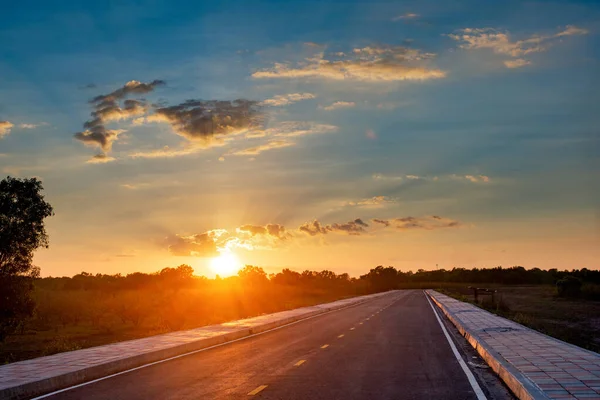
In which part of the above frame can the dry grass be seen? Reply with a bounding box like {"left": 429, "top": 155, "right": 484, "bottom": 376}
{"left": 440, "top": 285, "right": 600, "bottom": 353}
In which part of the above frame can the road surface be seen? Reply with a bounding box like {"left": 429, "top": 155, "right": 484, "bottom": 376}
{"left": 42, "top": 290, "right": 510, "bottom": 400}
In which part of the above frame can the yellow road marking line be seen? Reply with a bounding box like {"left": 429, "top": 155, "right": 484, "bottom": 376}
{"left": 359, "top": 322, "right": 363, "bottom": 325}
{"left": 294, "top": 360, "right": 306, "bottom": 367}
{"left": 248, "top": 385, "right": 268, "bottom": 396}
{"left": 321, "top": 344, "right": 329, "bottom": 349}
{"left": 350, "top": 327, "right": 355, "bottom": 330}
{"left": 338, "top": 334, "right": 345, "bottom": 338}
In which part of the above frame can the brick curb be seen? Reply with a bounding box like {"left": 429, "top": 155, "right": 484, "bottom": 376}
{"left": 426, "top": 290, "right": 550, "bottom": 400}
{"left": 0, "top": 291, "right": 392, "bottom": 400}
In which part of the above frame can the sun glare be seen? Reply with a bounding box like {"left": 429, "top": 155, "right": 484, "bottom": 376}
{"left": 210, "top": 252, "right": 242, "bottom": 277}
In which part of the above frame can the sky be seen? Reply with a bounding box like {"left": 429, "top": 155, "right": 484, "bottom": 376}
{"left": 1, "top": 0, "right": 599, "bottom": 278}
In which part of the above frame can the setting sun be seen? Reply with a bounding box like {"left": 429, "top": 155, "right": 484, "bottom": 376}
{"left": 210, "top": 252, "right": 242, "bottom": 277}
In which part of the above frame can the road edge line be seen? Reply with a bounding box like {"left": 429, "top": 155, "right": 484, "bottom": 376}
{"left": 424, "top": 291, "right": 488, "bottom": 400}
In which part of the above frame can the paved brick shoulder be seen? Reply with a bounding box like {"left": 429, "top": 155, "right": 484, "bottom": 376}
{"left": 427, "top": 290, "right": 600, "bottom": 400}
{"left": 0, "top": 292, "right": 389, "bottom": 400}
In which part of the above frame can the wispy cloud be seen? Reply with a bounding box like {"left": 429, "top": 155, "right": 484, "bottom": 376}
{"left": 372, "top": 173, "right": 403, "bottom": 181}
{"left": 319, "top": 101, "right": 356, "bottom": 111}
{"left": 87, "top": 154, "right": 116, "bottom": 164}
{"left": 261, "top": 93, "right": 315, "bottom": 106}
{"left": 129, "top": 145, "right": 204, "bottom": 159}
{"left": 374, "top": 173, "right": 491, "bottom": 183}
{"left": 18, "top": 123, "right": 46, "bottom": 129}
{"left": 343, "top": 196, "right": 397, "bottom": 207}
{"left": 392, "top": 13, "right": 419, "bottom": 21}
{"left": 0, "top": 121, "right": 13, "bottom": 138}
{"left": 503, "top": 58, "right": 531, "bottom": 68}
{"left": 229, "top": 140, "right": 295, "bottom": 156}
{"left": 448, "top": 25, "right": 589, "bottom": 68}
{"left": 372, "top": 215, "right": 461, "bottom": 230}
{"left": 252, "top": 45, "right": 446, "bottom": 82}
{"left": 461, "top": 174, "right": 490, "bottom": 183}
{"left": 256, "top": 121, "right": 338, "bottom": 138}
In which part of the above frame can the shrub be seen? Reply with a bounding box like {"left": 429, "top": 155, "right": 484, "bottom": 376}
{"left": 556, "top": 276, "right": 582, "bottom": 298}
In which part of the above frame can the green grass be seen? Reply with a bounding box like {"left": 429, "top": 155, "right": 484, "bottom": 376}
{"left": 439, "top": 285, "right": 600, "bottom": 353}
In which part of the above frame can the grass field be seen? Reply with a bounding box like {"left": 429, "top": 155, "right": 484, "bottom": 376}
{"left": 0, "top": 288, "right": 356, "bottom": 365}
{"left": 439, "top": 285, "right": 600, "bottom": 353}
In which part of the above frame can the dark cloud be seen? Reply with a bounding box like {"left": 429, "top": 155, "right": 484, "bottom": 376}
{"left": 299, "top": 218, "right": 369, "bottom": 236}
{"left": 74, "top": 80, "right": 164, "bottom": 159}
{"left": 372, "top": 216, "right": 461, "bottom": 230}
{"left": 167, "top": 233, "right": 219, "bottom": 257}
{"left": 148, "top": 99, "right": 264, "bottom": 143}
{"left": 299, "top": 220, "right": 330, "bottom": 236}
{"left": 90, "top": 80, "right": 165, "bottom": 104}
{"left": 372, "top": 218, "right": 391, "bottom": 227}
{"left": 238, "top": 223, "right": 288, "bottom": 239}
{"left": 75, "top": 128, "right": 124, "bottom": 152}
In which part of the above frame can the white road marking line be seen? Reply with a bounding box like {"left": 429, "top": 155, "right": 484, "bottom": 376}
{"left": 424, "top": 292, "right": 487, "bottom": 400}
{"left": 248, "top": 385, "right": 268, "bottom": 395}
{"left": 31, "top": 296, "right": 387, "bottom": 399}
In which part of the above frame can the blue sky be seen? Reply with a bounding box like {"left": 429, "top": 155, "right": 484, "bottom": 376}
{"left": 1, "top": 0, "right": 598, "bottom": 277}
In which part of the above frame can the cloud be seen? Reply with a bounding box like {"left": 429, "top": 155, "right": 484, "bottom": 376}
{"left": 18, "top": 123, "right": 46, "bottom": 129}
{"left": 464, "top": 174, "right": 490, "bottom": 183}
{"left": 392, "top": 13, "right": 419, "bottom": 21}
{"left": 169, "top": 224, "right": 291, "bottom": 256}
{"left": 372, "top": 218, "right": 391, "bottom": 227}
{"left": 237, "top": 224, "right": 288, "bottom": 239}
{"left": 75, "top": 128, "right": 125, "bottom": 153}
{"left": 120, "top": 183, "right": 151, "bottom": 190}
{"left": 451, "top": 174, "right": 490, "bottom": 183}
{"left": 372, "top": 173, "right": 403, "bottom": 181}
{"left": 320, "top": 101, "right": 356, "bottom": 111}
{"left": 129, "top": 145, "right": 203, "bottom": 159}
{"left": 229, "top": 140, "right": 295, "bottom": 156}
{"left": 144, "top": 99, "right": 264, "bottom": 145}
{"left": 503, "top": 58, "right": 531, "bottom": 69}
{"left": 252, "top": 45, "right": 446, "bottom": 82}
{"left": 269, "top": 121, "right": 338, "bottom": 137}
{"left": 262, "top": 93, "right": 315, "bottom": 106}
{"left": 299, "top": 218, "right": 369, "bottom": 236}
{"left": 372, "top": 215, "right": 461, "bottom": 230}
{"left": 343, "top": 196, "right": 397, "bottom": 207}
{"left": 448, "top": 25, "right": 588, "bottom": 68}
{"left": 168, "top": 214, "right": 461, "bottom": 256}
{"left": 167, "top": 232, "right": 221, "bottom": 257}
{"left": 0, "top": 121, "right": 13, "bottom": 138}
{"left": 74, "top": 80, "right": 165, "bottom": 159}
{"left": 86, "top": 154, "right": 116, "bottom": 164}
{"left": 374, "top": 173, "right": 490, "bottom": 183}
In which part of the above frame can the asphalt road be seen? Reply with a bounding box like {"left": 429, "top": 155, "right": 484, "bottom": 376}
{"left": 44, "top": 290, "right": 509, "bottom": 400}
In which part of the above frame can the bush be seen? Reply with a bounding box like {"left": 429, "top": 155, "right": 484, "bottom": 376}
{"left": 556, "top": 276, "right": 582, "bottom": 298}
{"left": 581, "top": 283, "right": 600, "bottom": 301}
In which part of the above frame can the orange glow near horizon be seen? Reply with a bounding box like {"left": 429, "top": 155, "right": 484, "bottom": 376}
{"left": 210, "top": 252, "right": 242, "bottom": 277}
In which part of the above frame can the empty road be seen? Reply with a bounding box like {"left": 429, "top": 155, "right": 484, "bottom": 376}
{"left": 40, "top": 291, "right": 509, "bottom": 400}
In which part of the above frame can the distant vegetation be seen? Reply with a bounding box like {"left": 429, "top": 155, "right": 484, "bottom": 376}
{"left": 362, "top": 265, "right": 600, "bottom": 300}
{"left": 1, "top": 264, "right": 598, "bottom": 363}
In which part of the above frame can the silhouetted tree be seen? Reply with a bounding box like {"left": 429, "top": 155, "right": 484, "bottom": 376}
{"left": 0, "top": 177, "right": 53, "bottom": 341}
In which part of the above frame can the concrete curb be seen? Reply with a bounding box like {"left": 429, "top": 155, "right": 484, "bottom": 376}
{"left": 0, "top": 291, "right": 391, "bottom": 400}
{"left": 425, "top": 290, "right": 550, "bottom": 400}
